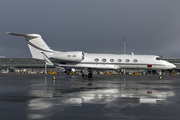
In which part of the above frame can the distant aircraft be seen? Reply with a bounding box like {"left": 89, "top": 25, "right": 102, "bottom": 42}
{"left": 7, "top": 33, "right": 176, "bottom": 78}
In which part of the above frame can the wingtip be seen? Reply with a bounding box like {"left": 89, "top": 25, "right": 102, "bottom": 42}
{"left": 6, "top": 32, "right": 17, "bottom": 35}
{"left": 6, "top": 32, "right": 11, "bottom": 35}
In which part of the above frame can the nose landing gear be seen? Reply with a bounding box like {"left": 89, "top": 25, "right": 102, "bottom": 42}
{"left": 158, "top": 75, "right": 163, "bottom": 80}
{"left": 158, "top": 70, "right": 163, "bottom": 80}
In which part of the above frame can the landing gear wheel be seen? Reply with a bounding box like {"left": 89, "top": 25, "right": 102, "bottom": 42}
{"left": 88, "top": 73, "right": 92, "bottom": 78}
{"left": 158, "top": 75, "right": 163, "bottom": 80}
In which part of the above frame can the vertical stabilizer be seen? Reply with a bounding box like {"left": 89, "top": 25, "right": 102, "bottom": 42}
{"left": 7, "top": 33, "right": 53, "bottom": 60}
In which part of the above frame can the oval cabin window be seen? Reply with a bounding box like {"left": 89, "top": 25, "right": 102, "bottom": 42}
{"left": 125, "top": 59, "right": 130, "bottom": 62}
{"left": 94, "top": 58, "right": 99, "bottom": 62}
{"left": 133, "top": 59, "right": 138, "bottom": 63}
{"left": 102, "top": 58, "right": 107, "bottom": 62}
{"left": 117, "top": 59, "right": 122, "bottom": 62}
{"left": 110, "top": 59, "right": 114, "bottom": 62}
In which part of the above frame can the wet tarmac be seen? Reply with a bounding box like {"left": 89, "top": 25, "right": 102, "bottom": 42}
{"left": 0, "top": 74, "right": 180, "bottom": 120}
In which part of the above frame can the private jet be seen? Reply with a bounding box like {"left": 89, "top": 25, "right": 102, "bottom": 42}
{"left": 7, "top": 33, "right": 176, "bottom": 78}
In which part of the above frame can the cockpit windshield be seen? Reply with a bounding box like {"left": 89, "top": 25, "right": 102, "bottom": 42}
{"left": 156, "top": 57, "right": 162, "bottom": 60}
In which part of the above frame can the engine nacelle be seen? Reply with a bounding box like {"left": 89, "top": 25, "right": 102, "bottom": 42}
{"left": 52, "top": 51, "right": 84, "bottom": 62}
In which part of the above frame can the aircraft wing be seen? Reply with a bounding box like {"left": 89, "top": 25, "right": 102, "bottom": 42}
{"left": 41, "top": 52, "right": 54, "bottom": 66}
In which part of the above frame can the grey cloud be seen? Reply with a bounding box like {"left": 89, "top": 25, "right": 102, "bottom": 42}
{"left": 0, "top": 0, "right": 180, "bottom": 57}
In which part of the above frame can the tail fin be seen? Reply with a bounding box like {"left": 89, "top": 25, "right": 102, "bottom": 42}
{"left": 7, "top": 32, "right": 53, "bottom": 60}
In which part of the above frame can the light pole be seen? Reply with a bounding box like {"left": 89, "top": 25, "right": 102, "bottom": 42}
{"left": 123, "top": 37, "right": 126, "bottom": 54}
{"left": 45, "top": 62, "right": 47, "bottom": 74}
{"left": 123, "top": 37, "right": 126, "bottom": 75}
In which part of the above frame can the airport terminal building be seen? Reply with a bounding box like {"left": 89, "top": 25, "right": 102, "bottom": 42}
{"left": 0, "top": 57, "right": 56, "bottom": 74}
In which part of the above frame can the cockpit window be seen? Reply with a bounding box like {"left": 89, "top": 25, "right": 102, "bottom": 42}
{"left": 82, "top": 52, "right": 84, "bottom": 60}
{"left": 156, "top": 57, "right": 162, "bottom": 60}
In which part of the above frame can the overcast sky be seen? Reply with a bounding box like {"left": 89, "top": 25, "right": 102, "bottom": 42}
{"left": 1, "top": 0, "right": 180, "bottom": 58}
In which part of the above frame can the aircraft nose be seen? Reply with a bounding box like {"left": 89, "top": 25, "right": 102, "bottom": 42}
{"left": 169, "top": 64, "right": 176, "bottom": 69}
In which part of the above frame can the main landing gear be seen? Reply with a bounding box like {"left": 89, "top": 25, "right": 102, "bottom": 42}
{"left": 82, "top": 68, "right": 93, "bottom": 78}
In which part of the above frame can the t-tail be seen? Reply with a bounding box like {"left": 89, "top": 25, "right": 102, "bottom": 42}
{"left": 7, "top": 32, "right": 54, "bottom": 60}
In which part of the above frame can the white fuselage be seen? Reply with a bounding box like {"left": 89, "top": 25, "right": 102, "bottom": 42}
{"left": 51, "top": 52, "right": 176, "bottom": 70}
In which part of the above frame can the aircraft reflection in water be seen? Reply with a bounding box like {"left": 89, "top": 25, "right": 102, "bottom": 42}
{"left": 26, "top": 76, "right": 174, "bottom": 119}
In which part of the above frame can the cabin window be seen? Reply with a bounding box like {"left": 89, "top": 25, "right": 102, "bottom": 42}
{"left": 94, "top": 58, "right": 99, "bottom": 62}
{"left": 133, "top": 59, "right": 138, "bottom": 63}
{"left": 125, "top": 59, "right": 130, "bottom": 62}
{"left": 102, "top": 58, "right": 107, "bottom": 62}
{"left": 117, "top": 59, "right": 122, "bottom": 62}
{"left": 110, "top": 59, "right": 114, "bottom": 62}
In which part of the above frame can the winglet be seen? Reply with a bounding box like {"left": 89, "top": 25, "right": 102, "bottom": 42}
{"left": 41, "top": 52, "right": 54, "bottom": 66}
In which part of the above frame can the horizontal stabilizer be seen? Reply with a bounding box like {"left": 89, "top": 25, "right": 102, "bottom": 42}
{"left": 41, "top": 52, "right": 54, "bottom": 66}
{"left": 7, "top": 32, "right": 40, "bottom": 39}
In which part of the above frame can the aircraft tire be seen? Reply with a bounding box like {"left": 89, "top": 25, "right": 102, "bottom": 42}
{"left": 158, "top": 75, "right": 163, "bottom": 80}
{"left": 88, "top": 73, "right": 92, "bottom": 78}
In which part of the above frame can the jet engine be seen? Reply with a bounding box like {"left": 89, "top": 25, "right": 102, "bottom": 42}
{"left": 52, "top": 51, "right": 84, "bottom": 62}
